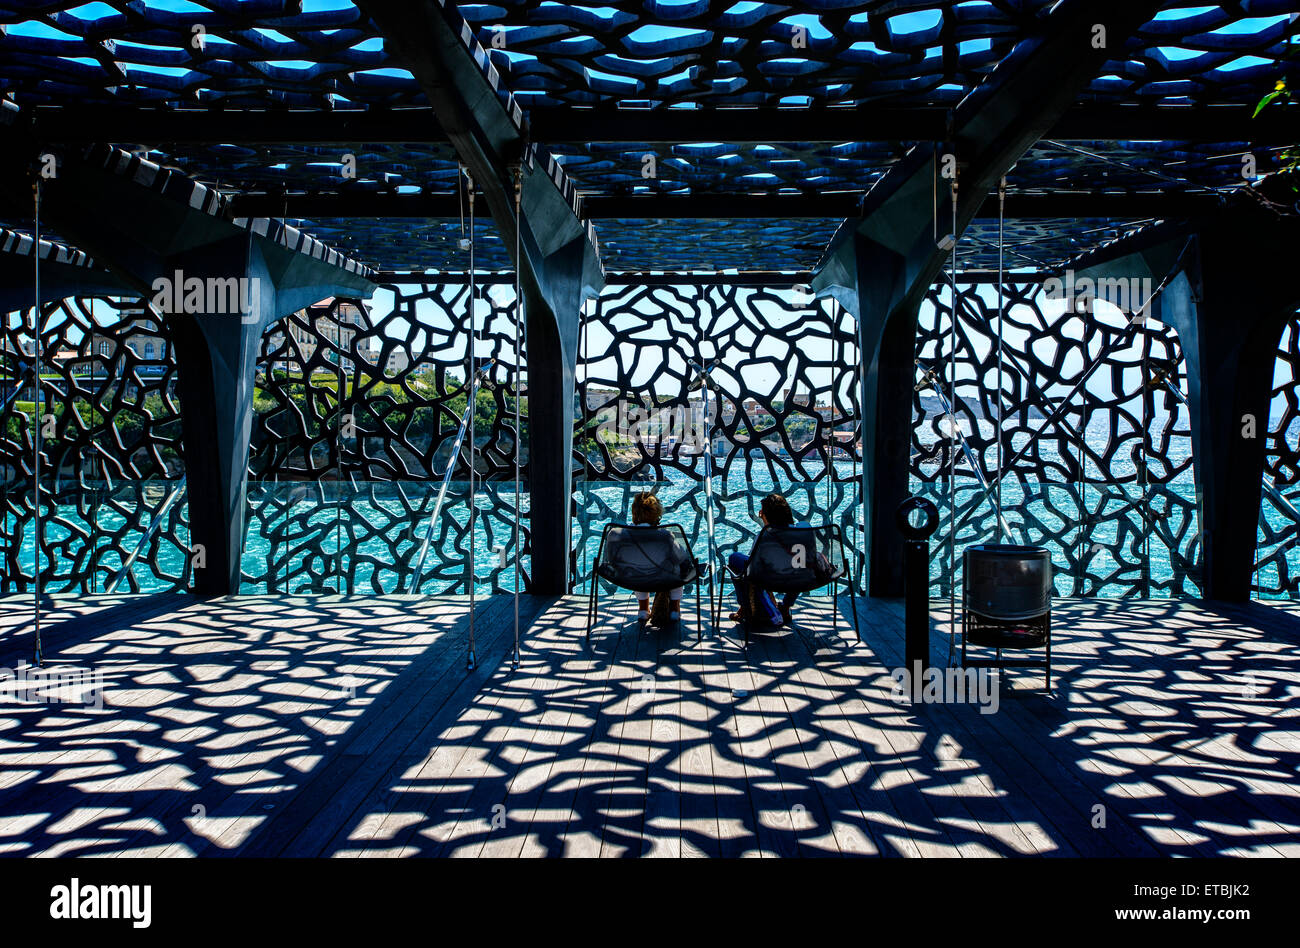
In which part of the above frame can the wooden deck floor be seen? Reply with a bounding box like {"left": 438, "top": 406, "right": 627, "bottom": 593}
{"left": 1, "top": 590, "right": 1298, "bottom": 857}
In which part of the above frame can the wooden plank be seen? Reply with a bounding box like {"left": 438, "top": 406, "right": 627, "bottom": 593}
{"left": 776, "top": 602, "right": 962, "bottom": 858}
{"left": 757, "top": 608, "right": 888, "bottom": 856}
{"left": 694, "top": 623, "right": 759, "bottom": 857}
{"left": 802, "top": 599, "right": 1005, "bottom": 857}
{"left": 515, "top": 595, "right": 639, "bottom": 857}
{"left": 473, "top": 597, "right": 593, "bottom": 857}
{"left": 595, "top": 604, "right": 658, "bottom": 856}
{"left": 437, "top": 596, "right": 582, "bottom": 858}
{"left": 2, "top": 593, "right": 1299, "bottom": 858}
{"left": 252, "top": 596, "right": 524, "bottom": 857}
{"left": 746, "top": 626, "right": 843, "bottom": 855}
{"left": 935, "top": 600, "right": 1219, "bottom": 856}
{"left": 676, "top": 611, "right": 724, "bottom": 858}
{"left": 0, "top": 595, "right": 220, "bottom": 850}
{"left": 858, "top": 600, "right": 1103, "bottom": 857}
{"left": 330, "top": 595, "right": 529, "bottom": 856}
{"left": 638, "top": 621, "right": 689, "bottom": 857}
{"left": 1005, "top": 601, "right": 1294, "bottom": 856}
{"left": 558, "top": 596, "right": 646, "bottom": 856}
{"left": 23, "top": 596, "right": 488, "bottom": 858}
{"left": 719, "top": 625, "right": 802, "bottom": 857}
{"left": 132, "top": 596, "right": 494, "bottom": 858}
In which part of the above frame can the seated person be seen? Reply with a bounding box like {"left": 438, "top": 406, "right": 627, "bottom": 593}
{"left": 728, "top": 492, "right": 809, "bottom": 628}
{"left": 629, "top": 491, "right": 685, "bottom": 625}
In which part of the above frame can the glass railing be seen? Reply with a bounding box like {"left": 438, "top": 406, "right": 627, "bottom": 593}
{"left": 241, "top": 479, "right": 529, "bottom": 596}
{"left": 2, "top": 479, "right": 191, "bottom": 593}
{"left": 910, "top": 471, "right": 1202, "bottom": 599}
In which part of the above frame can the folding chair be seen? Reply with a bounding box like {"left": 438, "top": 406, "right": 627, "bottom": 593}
{"left": 717, "top": 524, "right": 860, "bottom": 647}
{"left": 961, "top": 544, "right": 1053, "bottom": 690}
{"left": 586, "top": 523, "right": 710, "bottom": 642}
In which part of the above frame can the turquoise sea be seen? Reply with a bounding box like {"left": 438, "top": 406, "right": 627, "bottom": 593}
{"left": 10, "top": 454, "right": 1297, "bottom": 599}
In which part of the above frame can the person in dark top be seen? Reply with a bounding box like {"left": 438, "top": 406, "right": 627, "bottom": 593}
{"left": 727, "top": 492, "right": 807, "bottom": 628}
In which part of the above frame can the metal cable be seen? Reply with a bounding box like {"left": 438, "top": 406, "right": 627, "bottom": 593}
{"left": 465, "top": 168, "right": 478, "bottom": 671}
{"left": 946, "top": 157, "right": 958, "bottom": 667}
{"left": 1041, "top": 140, "right": 1221, "bottom": 195}
{"left": 32, "top": 177, "right": 43, "bottom": 667}
{"left": 512, "top": 165, "right": 522, "bottom": 669}
{"left": 827, "top": 296, "right": 836, "bottom": 530}
{"left": 953, "top": 236, "right": 1198, "bottom": 534}
{"left": 580, "top": 298, "right": 591, "bottom": 593}
{"left": 828, "top": 295, "right": 838, "bottom": 607}
{"left": 997, "top": 176, "right": 1006, "bottom": 543}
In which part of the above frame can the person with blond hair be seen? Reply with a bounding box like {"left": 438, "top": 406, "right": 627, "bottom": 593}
{"left": 630, "top": 491, "right": 685, "bottom": 625}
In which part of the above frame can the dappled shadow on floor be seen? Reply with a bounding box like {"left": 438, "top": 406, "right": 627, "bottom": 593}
{"left": 323, "top": 594, "right": 1300, "bottom": 857}
{"left": 0, "top": 593, "right": 1298, "bottom": 857}
{"left": 0, "top": 594, "right": 499, "bottom": 856}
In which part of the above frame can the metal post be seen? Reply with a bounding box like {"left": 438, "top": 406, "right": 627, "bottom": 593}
{"left": 898, "top": 497, "right": 939, "bottom": 674}
{"left": 996, "top": 177, "right": 1006, "bottom": 543}
{"left": 511, "top": 166, "right": 522, "bottom": 671}
{"left": 32, "top": 177, "right": 43, "bottom": 667}
{"left": 464, "top": 169, "right": 478, "bottom": 672}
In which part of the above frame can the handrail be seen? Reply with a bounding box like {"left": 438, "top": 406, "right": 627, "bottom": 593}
{"left": 915, "top": 357, "right": 1021, "bottom": 543}
{"left": 698, "top": 364, "right": 719, "bottom": 573}
{"left": 105, "top": 475, "right": 187, "bottom": 594}
{"left": 409, "top": 392, "right": 477, "bottom": 593}
{"left": 1, "top": 364, "right": 32, "bottom": 411}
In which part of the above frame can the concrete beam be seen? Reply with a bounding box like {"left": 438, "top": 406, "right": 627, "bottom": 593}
{"left": 1072, "top": 209, "right": 1300, "bottom": 602}
{"left": 355, "top": 0, "right": 603, "bottom": 595}
{"left": 814, "top": 0, "right": 1166, "bottom": 597}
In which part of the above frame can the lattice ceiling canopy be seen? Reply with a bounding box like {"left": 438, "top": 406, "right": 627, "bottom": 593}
{"left": 0, "top": 1, "right": 1294, "bottom": 272}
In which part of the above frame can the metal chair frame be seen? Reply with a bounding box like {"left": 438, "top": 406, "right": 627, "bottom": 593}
{"left": 585, "top": 522, "right": 710, "bottom": 643}
{"left": 714, "top": 524, "right": 860, "bottom": 648}
{"left": 960, "top": 547, "right": 1053, "bottom": 691}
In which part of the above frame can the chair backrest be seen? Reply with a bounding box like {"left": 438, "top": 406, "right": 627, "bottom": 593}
{"left": 743, "top": 524, "right": 846, "bottom": 593}
{"left": 595, "top": 523, "right": 699, "bottom": 592}
{"left": 963, "top": 544, "right": 1053, "bottom": 621}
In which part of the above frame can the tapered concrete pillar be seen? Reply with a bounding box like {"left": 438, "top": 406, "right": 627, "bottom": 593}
{"left": 1158, "top": 229, "right": 1300, "bottom": 600}
{"left": 813, "top": 0, "right": 1165, "bottom": 595}
{"left": 1074, "top": 211, "right": 1300, "bottom": 601}
{"left": 519, "top": 235, "right": 588, "bottom": 594}
{"left": 355, "top": 1, "right": 605, "bottom": 595}
{"left": 0, "top": 141, "right": 376, "bottom": 596}
{"left": 162, "top": 235, "right": 351, "bottom": 595}
{"left": 820, "top": 234, "right": 917, "bottom": 597}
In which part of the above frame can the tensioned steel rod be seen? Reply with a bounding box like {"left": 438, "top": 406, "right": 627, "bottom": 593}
{"left": 511, "top": 166, "right": 522, "bottom": 670}
{"left": 696, "top": 358, "right": 718, "bottom": 606}
{"left": 32, "top": 178, "right": 43, "bottom": 668}
{"left": 334, "top": 313, "right": 346, "bottom": 594}
{"left": 916, "top": 358, "right": 1018, "bottom": 544}
{"left": 826, "top": 298, "right": 835, "bottom": 538}
{"left": 465, "top": 172, "right": 479, "bottom": 671}
{"left": 953, "top": 237, "right": 1197, "bottom": 535}
{"left": 1, "top": 373, "right": 29, "bottom": 412}
{"left": 579, "top": 301, "right": 591, "bottom": 589}
{"left": 851, "top": 300, "right": 864, "bottom": 593}
{"left": 105, "top": 476, "right": 188, "bottom": 594}
{"left": 996, "top": 177, "right": 1006, "bottom": 543}
{"left": 409, "top": 393, "right": 475, "bottom": 592}
{"left": 946, "top": 159, "right": 958, "bottom": 666}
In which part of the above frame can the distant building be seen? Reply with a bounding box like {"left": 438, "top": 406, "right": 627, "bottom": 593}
{"left": 267, "top": 298, "right": 371, "bottom": 372}
{"left": 87, "top": 321, "right": 169, "bottom": 375}
{"left": 382, "top": 346, "right": 412, "bottom": 377}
